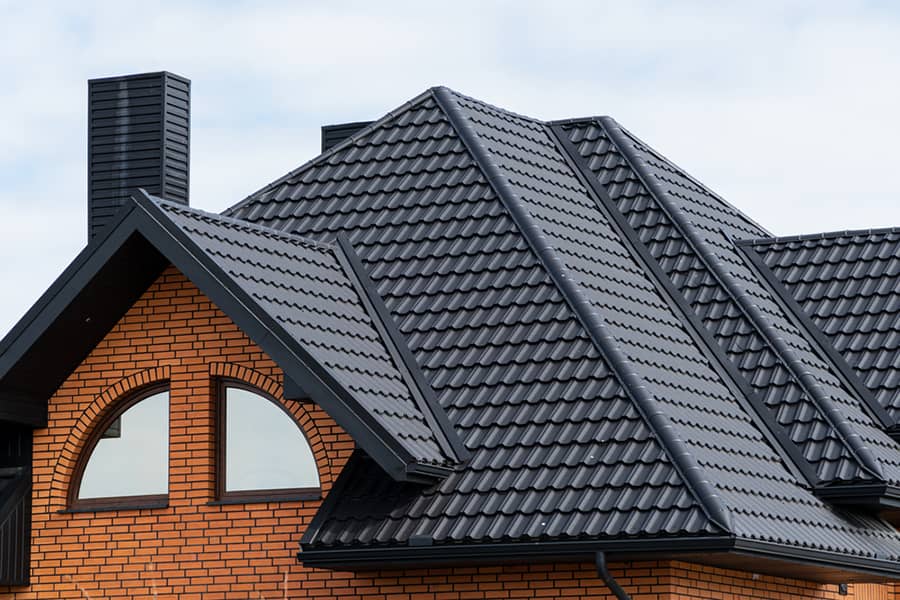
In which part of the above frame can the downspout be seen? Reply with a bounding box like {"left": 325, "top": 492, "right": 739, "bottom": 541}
{"left": 595, "top": 552, "right": 632, "bottom": 600}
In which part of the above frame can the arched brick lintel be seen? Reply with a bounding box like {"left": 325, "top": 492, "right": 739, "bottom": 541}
{"left": 49, "top": 366, "right": 172, "bottom": 510}
{"left": 208, "top": 362, "right": 334, "bottom": 489}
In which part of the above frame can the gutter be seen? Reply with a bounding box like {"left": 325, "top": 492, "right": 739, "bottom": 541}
{"left": 298, "top": 535, "right": 735, "bottom": 569}
{"left": 297, "top": 536, "right": 900, "bottom": 581}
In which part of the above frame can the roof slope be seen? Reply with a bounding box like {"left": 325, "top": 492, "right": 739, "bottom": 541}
{"left": 150, "top": 197, "right": 461, "bottom": 472}
{"left": 576, "top": 119, "right": 900, "bottom": 489}
{"left": 556, "top": 118, "right": 889, "bottom": 486}
{"left": 0, "top": 193, "right": 463, "bottom": 482}
{"left": 747, "top": 229, "right": 900, "bottom": 424}
{"left": 226, "top": 88, "right": 900, "bottom": 574}
{"left": 229, "top": 92, "right": 724, "bottom": 547}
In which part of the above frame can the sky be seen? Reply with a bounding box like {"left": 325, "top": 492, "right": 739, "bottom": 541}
{"left": 2, "top": 0, "right": 900, "bottom": 336}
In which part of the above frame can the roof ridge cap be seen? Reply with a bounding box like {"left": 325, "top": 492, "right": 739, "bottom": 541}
{"left": 222, "top": 88, "right": 437, "bottom": 217}
{"left": 333, "top": 234, "right": 469, "bottom": 465}
{"left": 432, "top": 86, "right": 734, "bottom": 534}
{"left": 746, "top": 226, "right": 900, "bottom": 247}
{"left": 437, "top": 86, "right": 547, "bottom": 125}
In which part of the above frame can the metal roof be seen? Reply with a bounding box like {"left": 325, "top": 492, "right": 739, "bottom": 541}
{"left": 748, "top": 229, "right": 900, "bottom": 426}
{"left": 224, "top": 88, "right": 900, "bottom": 576}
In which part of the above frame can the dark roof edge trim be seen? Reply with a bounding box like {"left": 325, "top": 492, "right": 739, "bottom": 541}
{"left": 298, "top": 535, "right": 900, "bottom": 580}
{"left": 299, "top": 535, "right": 736, "bottom": 568}
{"left": 731, "top": 538, "right": 900, "bottom": 580}
{"left": 547, "top": 121, "right": 818, "bottom": 488}
{"left": 747, "top": 226, "right": 900, "bottom": 247}
{"left": 815, "top": 482, "right": 900, "bottom": 509}
{"left": 432, "top": 86, "right": 733, "bottom": 534}
{"left": 132, "top": 193, "right": 421, "bottom": 482}
{"left": 333, "top": 234, "right": 470, "bottom": 464}
{"left": 0, "top": 393, "right": 45, "bottom": 428}
{"left": 734, "top": 240, "right": 897, "bottom": 432}
{"left": 599, "top": 117, "right": 886, "bottom": 483}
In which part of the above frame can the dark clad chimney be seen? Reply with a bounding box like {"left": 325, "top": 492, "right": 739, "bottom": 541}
{"left": 321, "top": 121, "right": 373, "bottom": 152}
{"left": 88, "top": 71, "right": 190, "bottom": 239}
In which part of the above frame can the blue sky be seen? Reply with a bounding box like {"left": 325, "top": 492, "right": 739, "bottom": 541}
{"left": 2, "top": 1, "right": 900, "bottom": 336}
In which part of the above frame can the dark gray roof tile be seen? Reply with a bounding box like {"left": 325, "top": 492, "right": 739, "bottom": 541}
{"left": 150, "top": 198, "right": 458, "bottom": 469}
{"left": 750, "top": 230, "right": 900, "bottom": 421}
{"left": 224, "top": 89, "right": 900, "bottom": 564}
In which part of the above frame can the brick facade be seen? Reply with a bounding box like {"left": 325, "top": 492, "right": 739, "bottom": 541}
{"left": 0, "top": 265, "right": 895, "bottom": 599}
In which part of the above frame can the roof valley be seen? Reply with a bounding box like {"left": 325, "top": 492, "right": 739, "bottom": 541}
{"left": 596, "top": 118, "right": 885, "bottom": 484}
{"left": 546, "top": 121, "right": 818, "bottom": 488}
{"left": 747, "top": 231, "right": 900, "bottom": 426}
{"left": 736, "top": 238, "right": 898, "bottom": 433}
{"left": 567, "top": 117, "right": 888, "bottom": 486}
{"left": 220, "top": 87, "right": 900, "bottom": 566}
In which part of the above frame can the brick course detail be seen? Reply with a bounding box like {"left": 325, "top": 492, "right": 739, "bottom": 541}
{"left": 0, "top": 266, "right": 894, "bottom": 599}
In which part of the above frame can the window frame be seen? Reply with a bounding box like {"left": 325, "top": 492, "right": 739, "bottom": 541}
{"left": 215, "top": 378, "right": 321, "bottom": 504}
{"left": 68, "top": 383, "right": 170, "bottom": 512}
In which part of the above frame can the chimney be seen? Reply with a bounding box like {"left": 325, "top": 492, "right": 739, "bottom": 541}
{"left": 88, "top": 71, "right": 190, "bottom": 239}
{"left": 321, "top": 121, "right": 373, "bottom": 152}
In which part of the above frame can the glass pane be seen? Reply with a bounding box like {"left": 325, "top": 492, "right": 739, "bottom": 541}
{"left": 225, "top": 387, "right": 319, "bottom": 492}
{"left": 78, "top": 390, "right": 169, "bottom": 499}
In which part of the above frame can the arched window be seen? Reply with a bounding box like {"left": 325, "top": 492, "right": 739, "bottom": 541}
{"left": 71, "top": 385, "right": 169, "bottom": 510}
{"left": 217, "top": 381, "right": 320, "bottom": 502}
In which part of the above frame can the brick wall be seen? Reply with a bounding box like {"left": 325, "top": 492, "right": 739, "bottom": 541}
{"left": 0, "top": 265, "right": 895, "bottom": 599}
{"left": 0, "top": 266, "right": 351, "bottom": 599}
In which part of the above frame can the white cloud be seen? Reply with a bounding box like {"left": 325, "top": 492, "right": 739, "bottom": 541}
{"left": 1, "top": 0, "right": 900, "bottom": 336}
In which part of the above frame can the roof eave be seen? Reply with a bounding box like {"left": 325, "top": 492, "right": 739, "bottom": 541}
{"left": 297, "top": 536, "right": 900, "bottom": 583}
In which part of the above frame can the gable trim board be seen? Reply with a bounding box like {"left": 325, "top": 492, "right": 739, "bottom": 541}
{"left": 0, "top": 191, "right": 463, "bottom": 484}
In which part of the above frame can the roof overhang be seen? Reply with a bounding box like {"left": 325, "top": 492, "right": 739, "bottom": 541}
{"left": 297, "top": 536, "right": 900, "bottom": 584}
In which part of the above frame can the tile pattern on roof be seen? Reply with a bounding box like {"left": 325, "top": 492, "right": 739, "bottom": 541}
{"left": 750, "top": 230, "right": 900, "bottom": 421}
{"left": 560, "top": 120, "right": 864, "bottom": 483}
{"left": 448, "top": 94, "right": 900, "bottom": 558}
{"left": 151, "top": 198, "right": 451, "bottom": 466}
{"left": 587, "top": 120, "right": 900, "bottom": 485}
{"left": 227, "top": 89, "right": 900, "bottom": 561}
{"left": 227, "top": 93, "right": 717, "bottom": 545}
